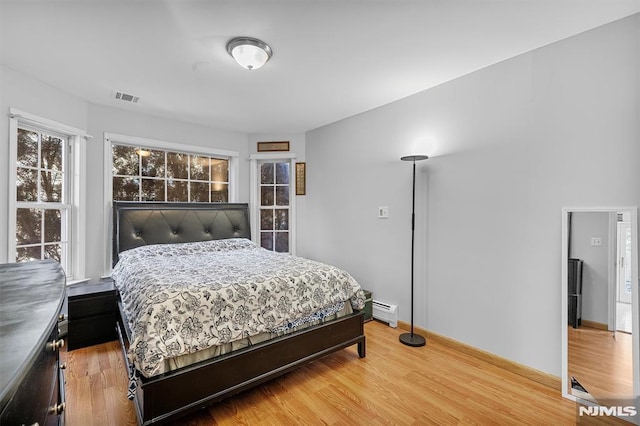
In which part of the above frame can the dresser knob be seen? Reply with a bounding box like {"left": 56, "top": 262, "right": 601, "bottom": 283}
{"left": 47, "top": 339, "right": 65, "bottom": 351}
{"left": 48, "top": 402, "right": 65, "bottom": 415}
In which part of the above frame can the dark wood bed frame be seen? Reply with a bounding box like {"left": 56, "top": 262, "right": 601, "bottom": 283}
{"left": 112, "top": 202, "right": 366, "bottom": 425}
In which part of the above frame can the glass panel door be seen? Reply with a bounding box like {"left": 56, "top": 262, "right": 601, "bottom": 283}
{"left": 259, "top": 161, "right": 290, "bottom": 252}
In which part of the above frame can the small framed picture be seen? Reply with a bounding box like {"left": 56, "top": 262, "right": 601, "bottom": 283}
{"left": 257, "top": 141, "right": 290, "bottom": 152}
{"left": 295, "top": 162, "right": 306, "bottom": 195}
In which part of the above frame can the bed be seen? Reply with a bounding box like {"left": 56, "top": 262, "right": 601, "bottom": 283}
{"left": 111, "top": 201, "right": 366, "bottom": 425}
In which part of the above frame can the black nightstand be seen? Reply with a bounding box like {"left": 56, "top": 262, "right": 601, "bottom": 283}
{"left": 363, "top": 290, "right": 373, "bottom": 322}
{"left": 67, "top": 278, "right": 118, "bottom": 350}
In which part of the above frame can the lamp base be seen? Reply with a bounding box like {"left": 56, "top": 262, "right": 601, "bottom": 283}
{"left": 399, "top": 332, "right": 426, "bottom": 347}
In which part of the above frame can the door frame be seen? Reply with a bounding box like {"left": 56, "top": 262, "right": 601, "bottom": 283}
{"left": 249, "top": 152, "right": 297, "bottom": 255}
{"left": 561, "top": 206, "right": 639, "bottom": 409}
{"left": 618, "top": 221, "right": 633, "bottom": 305}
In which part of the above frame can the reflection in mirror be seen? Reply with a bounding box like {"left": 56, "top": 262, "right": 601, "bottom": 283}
{"left": 562, "top": 208, "right": 639, "bottom": 422}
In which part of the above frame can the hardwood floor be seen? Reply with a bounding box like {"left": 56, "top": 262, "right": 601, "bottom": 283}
{"left": 63, "top": 338, "right": 136, "bottom": 425}
{"left": 62, "top": 321, "right": 627, "bottom": 425}
{"left": 568, "top": 325, "right": 633, "bottom": 401}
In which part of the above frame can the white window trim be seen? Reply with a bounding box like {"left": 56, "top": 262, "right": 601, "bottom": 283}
{"left": 8, "top": 108, "right": 91, "bottom": 283}
{"left": 249, "top": 153, "right": 297, "bottom": 255}
{"left": 103, "top": 132, "right": 240, "bottom": 275}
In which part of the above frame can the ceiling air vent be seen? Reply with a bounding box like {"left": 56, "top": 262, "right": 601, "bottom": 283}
{"left": 113, "top": 91, "right": 140, "bottom": 103}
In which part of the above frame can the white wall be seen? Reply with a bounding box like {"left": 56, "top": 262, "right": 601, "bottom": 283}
{"left": 569, "top": 212, "right": 610, "bottom": 324}
{"left": 0, "top": 65, "right": 89, "bottom": 264}
{"left": 301, "top": 14, "right": 640, "bottom": 376}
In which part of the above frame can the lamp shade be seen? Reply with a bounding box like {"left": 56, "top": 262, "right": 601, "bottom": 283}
{"left": 227, "top": 37, "right": 273, "bottom": 70}
{"left": 401, "top": 155, "right": 429, "bottom": 162}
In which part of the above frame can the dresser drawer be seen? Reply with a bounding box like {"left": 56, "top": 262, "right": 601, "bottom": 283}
{"left": 1, "top": 326, "right": 62, "bottom": 425}
{"left": 58, "top": 367, "right": 66, "bottom": 426}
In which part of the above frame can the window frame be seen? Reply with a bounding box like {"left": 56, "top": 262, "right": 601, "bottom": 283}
{"left": 104, "top": 132, "right": 240, "bottom": 274}
{"left": 8, "top": 108, "right": 90, "bottom": 282}
{"left": 250, "top": 153, "right": 297, "bottom": 255}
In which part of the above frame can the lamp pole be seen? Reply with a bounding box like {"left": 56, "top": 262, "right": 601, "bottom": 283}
{"left": 399, "top": 155, "right": 428, "bottom": 347}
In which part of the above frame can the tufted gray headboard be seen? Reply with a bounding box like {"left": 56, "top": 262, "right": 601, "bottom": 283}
{"left": 112, "top": 202, "right": 251, "bottom": 265}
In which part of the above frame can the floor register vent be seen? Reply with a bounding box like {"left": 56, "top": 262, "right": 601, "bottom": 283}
{"left": 372, "top": 300, "right": 398, "bottom": 328}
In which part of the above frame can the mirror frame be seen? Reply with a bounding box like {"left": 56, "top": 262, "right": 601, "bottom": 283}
{"left": 561, "top": 206, "right": 639, "bottom": 408}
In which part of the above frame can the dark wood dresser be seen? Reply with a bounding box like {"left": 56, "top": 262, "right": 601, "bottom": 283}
{"left": 0, "top": 260, "right": 67, "bottom": 425}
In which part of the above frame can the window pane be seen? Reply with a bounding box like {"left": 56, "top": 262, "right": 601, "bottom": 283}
{"left": 275, "top": 232, "right": 289, "bottom": 253}
{"left": 113, "top": 177, "right": 140, "bottom": 201}
{"left": 274, "top": 209, "right": 288, "bottom": 231}
{"left": 16, "top": 167, "right": 38, "bottom": 201}
{"left": 141, "top": 178, "right": 165, "bottom": 201}
{"left": 112, "top": 145, "right": 139, "bottom": 176}
{"left": 211, "top": 183, "right": 228, "bottom": 202}
{"left": 14, "top": 126, "right": 70, "bottom": 272}
{"left": 44, "top": 209, "right": 61, "bottom": 243}
{"left": 190, "top": 182, "right": 209, "bottom": 202}
{"left": 41, "top": 134, "right": 63, "bottom": 172}
{"left": 167, "top": 152, "right": 188, "bottom": 179}
{"left": 141, "top": 150, "right": 165, "bottom": 178}
{"left": 167, "top": 180, "right": 188, "bottom": 202}
{"left": 261, "top": 232, "right": 274, "bottom": 250}
{"left": 191, "top": 155, "right": 209, "bottom": 181}
{"left": 40, "top": 170, "right": 62, "bottom": 202}
{"left": 17, "top": 129, "right": 38, "bottom": 168}
{"left": 276, "top": 163, "right": 289, "bottom": 184}
{"left": 260, "top": 210, "right": 273, "bottom": 230}
{"left": 44, "top": 244, "right": 62, "bottom": 262}
{"left": 16, "top": 246, "right": 41, "bottom": 262}
{"left": 261, "top": 163, "right": 274, "bottom": 184}
{"left": 276, "top": 187, "right": 289, "bottom": 206}
{"left": 211, "top": 159, "right": 228, "bottom": 182}
{"left": 16, "top": 208, "right": 41, "bottom": 245}
{"left": 113, "top": 144, "right": 230, "bottom": 206}
{"left": 261, "top": 187, "right": 274, "bottom": 206}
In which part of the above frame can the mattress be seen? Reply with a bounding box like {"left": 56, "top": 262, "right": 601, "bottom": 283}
{"left": 112, "top": 238, "right": 365, "bottom": 378}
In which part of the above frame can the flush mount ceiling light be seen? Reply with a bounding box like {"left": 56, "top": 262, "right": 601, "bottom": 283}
{"left": 226, "top": 37, "right": 273, "bottom": 70}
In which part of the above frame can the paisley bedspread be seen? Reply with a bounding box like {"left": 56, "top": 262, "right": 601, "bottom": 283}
{"left": 111, "top": 238, "right": 365, "bottom": 377}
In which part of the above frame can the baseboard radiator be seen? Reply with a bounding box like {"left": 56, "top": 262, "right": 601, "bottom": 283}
{"left": 372, "top": 300, "right": 398, "bottom": 328}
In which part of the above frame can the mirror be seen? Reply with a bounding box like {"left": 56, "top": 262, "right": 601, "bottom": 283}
{"left": 562, "top": 207, "right": 639, "bottom": 421}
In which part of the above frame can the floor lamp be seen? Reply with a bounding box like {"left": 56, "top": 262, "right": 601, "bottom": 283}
{"left": 399, "top": 154, "right": 428, "bottom": 347}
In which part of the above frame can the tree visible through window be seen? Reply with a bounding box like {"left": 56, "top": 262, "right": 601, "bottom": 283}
{"left": 259, "top": 161, "right": 290, "bottom": 252}
{"left": 112, "top": 144, "right": 229, "bottom": 202}
{"left": 15, "top": 128, "right": 68, "bottom": 263}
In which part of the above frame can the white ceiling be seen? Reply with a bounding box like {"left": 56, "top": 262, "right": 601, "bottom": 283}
{"left": 1, "top": 1, "right": 639, "bottom": 134}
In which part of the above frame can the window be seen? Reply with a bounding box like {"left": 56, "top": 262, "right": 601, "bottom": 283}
{"left": 259, "top": 161, "right": 290, "bottom": 252}
{"left": 111, "top": 144, "right": 230, "bottom": 202}
{"left": 8, "top": 109, "right": 89, "bottom": 281}
{"left": 250, "top": 153, "right": 297, "bottom": 254}
{"left": 15, "top": 127, "right": 69, "bottom": 263}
